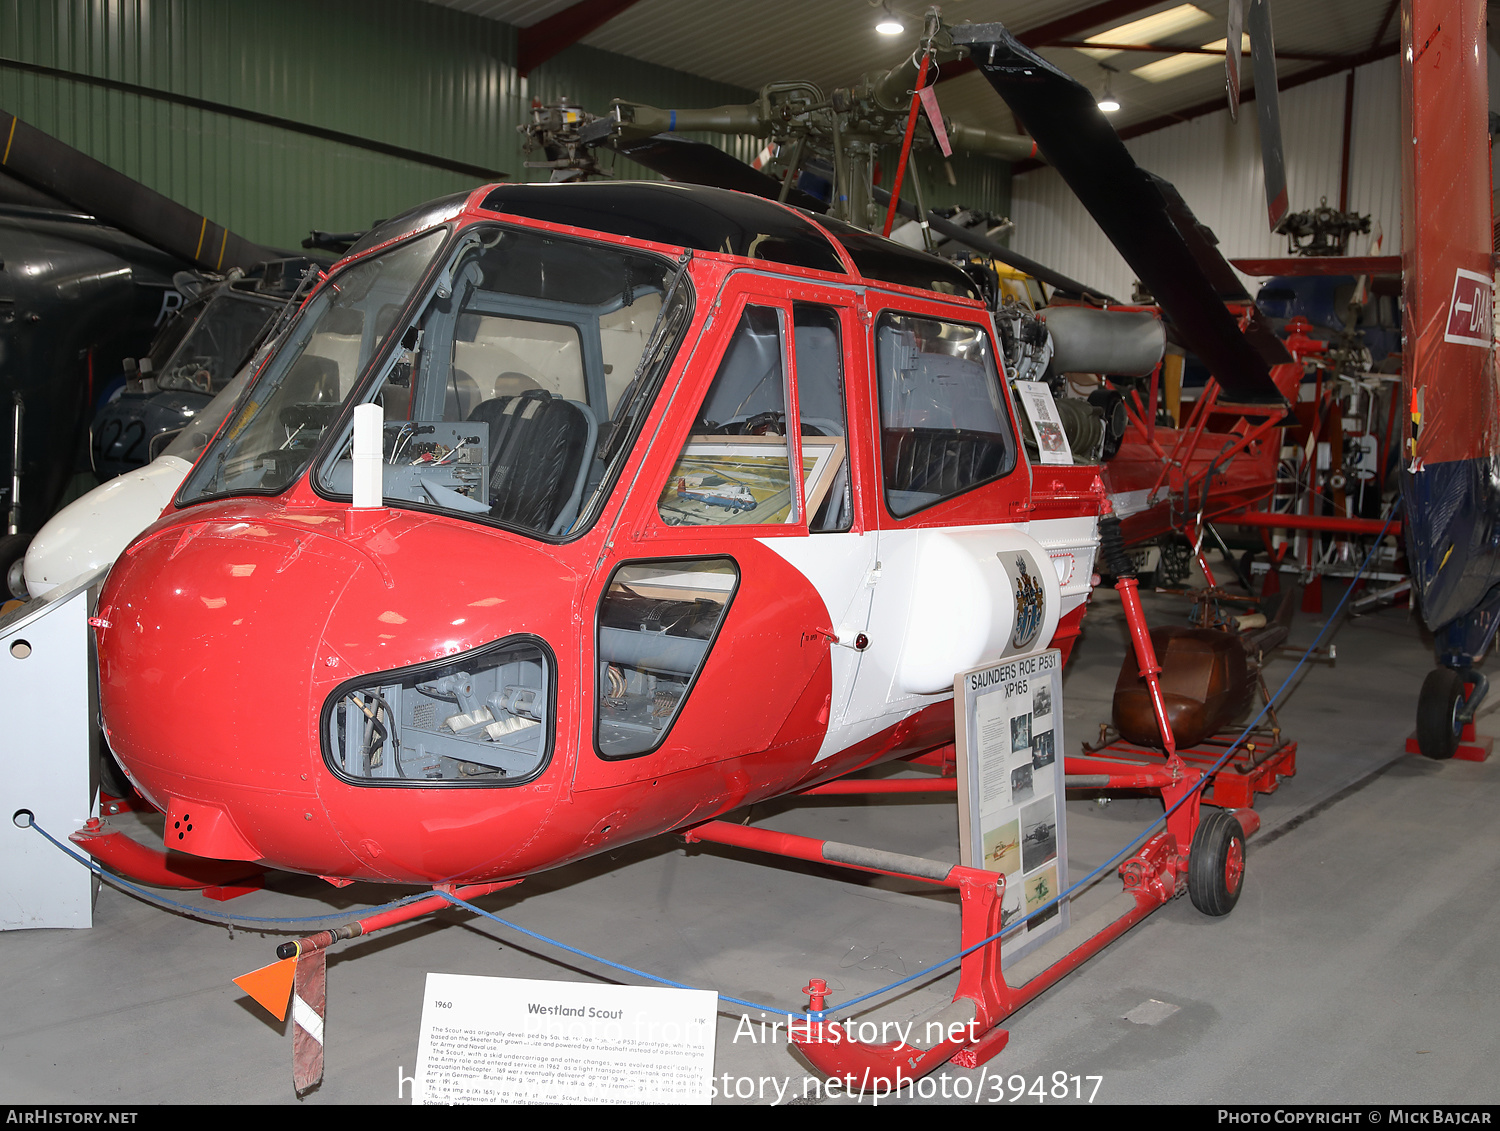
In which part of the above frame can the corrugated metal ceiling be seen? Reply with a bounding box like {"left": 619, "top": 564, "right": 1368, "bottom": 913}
{"left": 421, "top": 1, "right": 1400, "bottom": 138}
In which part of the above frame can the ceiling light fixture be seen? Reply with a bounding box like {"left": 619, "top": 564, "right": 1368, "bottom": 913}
{"left": 1077, "top": 3, "right": 1213, "bottom": 60}
{"left": 1202, "top": 33, "right": 1252, "bottom": 57}
{"left": 875, "top": 2, "right": 904, "bottom": 35}
{"left": 1131, "top": 51, "right": 1221, "bottom": 83}
{"left": 1097, "top": 64, "right": 1120, "bottom": 113}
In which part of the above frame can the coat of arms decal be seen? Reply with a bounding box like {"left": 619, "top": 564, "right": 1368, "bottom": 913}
{"left": 1011, "top": 554, "right": 1044, "bottom": 649}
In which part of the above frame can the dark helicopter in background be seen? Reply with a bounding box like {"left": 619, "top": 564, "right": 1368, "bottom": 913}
{"left": 0, "top": 195, "right": 189, "bottom": 596}
{"left": 88, "top": 257, "right": 316, "bottom": 481}
{"left": 0, "top": 113, "right": 325, "bottom": 600}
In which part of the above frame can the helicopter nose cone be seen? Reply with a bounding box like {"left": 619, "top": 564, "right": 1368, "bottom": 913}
{"left": 97, "top": 509, "right": 365, "bottom": 806}
{"left": 96, "top": 501, "right": 578, "bottom": 880}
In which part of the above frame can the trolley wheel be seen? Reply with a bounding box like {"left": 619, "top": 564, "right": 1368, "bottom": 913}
{"left": 1415, "top": 667, "right": 1466, "bottom": 761}
{"left": 1239, "top": 549, "right": 1257, "bottom": 590}
{"left": 1188, "top": 808, "right": 1246, "bottom": 917}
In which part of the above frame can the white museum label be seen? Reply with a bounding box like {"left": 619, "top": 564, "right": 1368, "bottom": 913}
{"left": 413, "top": 973, "right": 718, "bottom": 1104}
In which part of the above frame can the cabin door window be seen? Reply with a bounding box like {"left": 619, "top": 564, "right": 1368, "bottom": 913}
{"left": 655, "top": 304, "right": 800, "bottom": 527}
{"left": 874, "top": 312, "right": 1017, "bottom": 518}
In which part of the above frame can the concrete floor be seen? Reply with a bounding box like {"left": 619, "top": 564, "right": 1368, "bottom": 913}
{"left": 3, "top": 577, "right": 1497, "bottom": 1106}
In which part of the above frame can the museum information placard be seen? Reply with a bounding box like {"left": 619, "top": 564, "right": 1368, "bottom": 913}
{"left": 1014, "top": 381, "right": 1075, "bottom": 465}
{"left": 413, "top": 973, "right": 717, "bottom": 1104}
{"left": 954, "top": 648, "right": 1069, "bottom": 966}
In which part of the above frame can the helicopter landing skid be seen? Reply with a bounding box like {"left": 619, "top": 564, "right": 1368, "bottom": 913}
{"left": 69, "top": 816, "right": 265, "bottom": 900}
{"left": 681, "top": 750, "right": 1236, "bottom": 1092}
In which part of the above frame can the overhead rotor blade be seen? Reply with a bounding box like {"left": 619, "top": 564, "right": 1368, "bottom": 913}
{"left": 1225, "top": 0, "right": 1246, "bottom": 122}
{"left": 1148, "top": 170, "right": 1294, "bottom": 377}
{"left": 1247, "top": 0, "right": 1288, "bottom": 229}
{"left": 951, "top": 22, "right": 1286, "bottom": 404}
{"left": 788, "top": 155, "right": 1110, "bottom": 299}
{"left": 870, "top": 182, "right": 1113, "bottom": 301}
{"left": 0, "top": 111, "right": 278, "bottom": 271}
{"left": 594, "top": 131, "right": 830, "bottom": 213}
{"left": 593, "top": 126, "right": 1113, "bottom": 302}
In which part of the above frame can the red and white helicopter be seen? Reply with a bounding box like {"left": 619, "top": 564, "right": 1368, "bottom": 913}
{"left": 81, "top": 14, "right": 1350, "bottom": 1090}
{"left": 93, "top": 177, "right": 1106, "bottom": 884}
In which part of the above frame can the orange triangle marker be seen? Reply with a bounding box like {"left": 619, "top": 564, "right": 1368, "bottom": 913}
{"left": 234, "top": 957, "right": 296, "bottom": 1021}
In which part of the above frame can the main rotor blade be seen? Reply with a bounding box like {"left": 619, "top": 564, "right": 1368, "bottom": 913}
{"left": 952, "top": 23, "right": 1287, "bottom": 404}
{"left": 600, "top": 131, "right": 1113, "bottom": 302}
{"left": 1248, "top": 0, "right": 1288, "bottom": 229}
{"left": 870, "top": 181, "right": 1114, "bottom": 301}
{"left": 1226, "top": 0, "right": 1246, "bottom": 122}
{"left": 599, "top": 132, "right": 830, "bottom": 213}
{"left": 0, "top": 111, "right": 278, "bottom": 271}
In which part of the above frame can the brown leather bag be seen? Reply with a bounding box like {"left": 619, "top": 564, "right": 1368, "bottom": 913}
{"left": 1112, "top": 626, "right": 1252, "bottom": 749}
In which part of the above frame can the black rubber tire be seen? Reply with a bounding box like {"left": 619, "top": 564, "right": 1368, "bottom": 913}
{"left": 1188, "top": 808, "right": 1246, "bottom": 917}
{"left": 1415, "top": 667, "right": 1465, "bottom": 761}
{"left": 1238, "top": 549, "right": 1257, "bottom": 591}
{"left": 0, "top": 533, "right": 31, "bottom": 600}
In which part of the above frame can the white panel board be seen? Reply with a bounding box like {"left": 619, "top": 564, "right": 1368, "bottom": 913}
{"left": 0, "top": 572, "right": 103, "bottom": 929}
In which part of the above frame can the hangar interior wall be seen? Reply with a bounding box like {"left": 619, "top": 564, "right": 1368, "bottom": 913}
{"left": 0, "top": 0, "right": 1012, "bottom": 253}
{"left": 1010, "top": 56, "right": 1403, "bottom": 302}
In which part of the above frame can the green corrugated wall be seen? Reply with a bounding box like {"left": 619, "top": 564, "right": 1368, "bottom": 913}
{"left": 0, "top": 0, "right": 1009, "bottom": 252}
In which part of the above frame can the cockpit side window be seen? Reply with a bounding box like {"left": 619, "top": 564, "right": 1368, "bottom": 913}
{"left": 600, "top": 293, "right": 662, "bottom": 414}
{"left": 452, "top": 314, "right": 587, "bottom": 407}
{"left": 875, "top": 311, "right": 1017, "bottom": 518}
{"left": 313, "top": 225, "right": 686, "bottom": 540}
{"left": 179, "top": 227, "right": 447, "bottom": 505}
{"left": 656, "top": 305, "right": 799, "bottom": 528}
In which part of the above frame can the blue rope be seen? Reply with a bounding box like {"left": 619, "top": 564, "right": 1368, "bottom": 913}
{"left": 28, "top": 815, "right": 799, "bottom": 1011}
{"left": 27, "top": 506, "right": 1396, "bottom": 1022}
{"left": 30, "top": 814, "right": 799, "bottom": 1014}
{"left": 26, "top": 818, "right": 437, "bottom": 928}
{"left": 435, "top": 891, "right": 791, "bottom": 1017}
